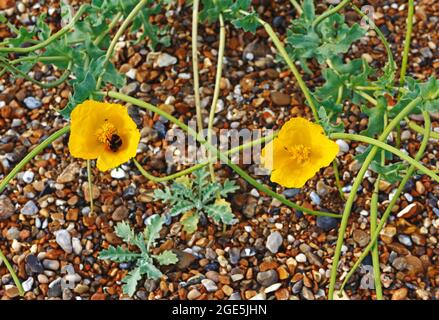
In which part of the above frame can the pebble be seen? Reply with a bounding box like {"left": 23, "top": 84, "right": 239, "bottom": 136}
{"left": 316, "top": 216, "right": 339, "bottom": 231}
{"left": 187, "top": 288, "right": 201, "bottom": 300}
{"left": 72, "top": 237, "right": 82, "bottom": 255}
{"left": 250, "top": 293, "right": 266, "bottom": 300}
{"left": 316, "top": 181, "right": 329, "bottom": 196}
{"left": 266, "top": 231, "right": 283, "bottom": 254}
{"left": 264, "top": 283, "right": 282, "bottom": 293}
{"left": 21, "top": 200, "right": 38, "bottom": 215}
{"left": 110, "top": 168, "right": 126, "bottom": 179}
{"left": 392, "top": 257, "right": 407, "bottom": 271}
{"left": 55, "top": 229, "right": 73, "bottom": 253}
{"left": 26, "top": 255, "right": 44, "bottom": 274}
{"left": 43, "top": 259, "right": 60, "bottom": 271}
{"left": 57, "top": 162, "right": 80, "bottom": 183}
{"left": 0, "top": 197, "right": 14, "bottom": 220}
{"left": 256, "top": 270, "right": 278, "bottom": 287}
{"left": 301, "top": 287, "right": 315, "bottom": 300}
{"left": 22, "top": 277, "right": 34, "bottom": 292}
{"left": 229, "top": 292, "right": 241, "bottom": 300}
{"left": 398, "top": 234, "right": 412, "bottom": 247}
{"left": 23, "top": 97, "right": 42, "bottom": 109}
{"left": 229, "top": 247, "right": 241, "bottom": 265}
{"left": 353, "top": 230, "right": 370, "bottom": 247}
{"left": 391, "top": 288, "right": 408, "bottom": 300}
{"left": 156, "top": 53, "right": 177, "bottom": 67}
{"left": 283, "top": 189, "right": 300, "bottom": 198}
{"left": 201, "top": 279, "right": 218, "bottom": 292}
{"left": 48, "top": 278, "right": 62, "bottom": 298}
{"left": 309, "top": 191, "right": 321, "bottom": 205}
{"left": 295, "top": 253, "right": 307, "bottom": 263}
{"left": 112, "top": 205, "right": 129, "bottom": 221}
{"left": 270, "top": 92, "right": 291, "bottom": 106}
{"left": 22, "top": 170, "right": 34, "bottom": 183}
{"left": 415, "top": 181, "right": 425, "bottom": 194}
{"left": 336, "top": 139, "right": 349, "bottom": 153}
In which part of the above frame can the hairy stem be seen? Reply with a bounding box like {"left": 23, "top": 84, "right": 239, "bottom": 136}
{"left": 312, "top": 0, "right": 351, "bottom": 29}
{"left": 399, "top": 0, "right": 415, "bottom": 87}
{"left": 339, "top": 111, "right": 431, "bottom": 292}
{"left": 93, "top": 12, "right": 123, "bottom": 46}
{"left": 0, "top": 125, "right": 70, "bottom": 194}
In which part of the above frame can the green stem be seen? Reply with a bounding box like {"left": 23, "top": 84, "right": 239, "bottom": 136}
{"left": 329, "top": 133, "right": 439, "bottom": 182}
{"left": 87, "top": 160, "right": 94, "bottom": 216}
{"left": 354, "top": 89, "right": 378, "bottom": 106}
{"left": 327, "top": 96, "right": 422, "bottom": 300}
{"left": 96, "top": 0, "right": 149, "bottom": 89}
{"left": 207, "top": 13, "right": 226, "bottom": 181}
{"left": 9, "top": 55, "right": 69, "bottom": 65}
{"left": 312, "top": 0, "right": 351, "bottom": 29}
{"left": 192, "top": 0, "right": 203, "bottom": 135}
{"left": 339, "top": 111, "right": 431, "bottom": 292}
{"left": 399, "top": 0, "right": 414, "bottom": 87}
{"left": 99, "top": 91, "right": 340, "bottom": 218}
{"left": 289, "top": 0, "right": 303, "bottom": 15}
{"left": 0, "top": 58, "right": 72, "bottom": 88}
{"left": 0, "top": 125, "right": 70, "bottom": 193}
{"left": 0, "top": 5, "right": 87, "bottom": 53}
{"left": 408, "top": 121, "right": 439, "bottom": 140}
{"left": 240, "top": 11, "right": 319, "bottom": 121}
{"left": 93, "top": 12, "right": 123, "bottom": 46}
{"left": 0, "top": 249, "right": 24, "bottom": 296}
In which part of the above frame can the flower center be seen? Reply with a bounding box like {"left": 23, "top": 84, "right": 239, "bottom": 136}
{"left": 96, "top": 120, "right": 122, "bottom": 152}
{"left": 286, "top": 144, "right": 311, "bottom": 164}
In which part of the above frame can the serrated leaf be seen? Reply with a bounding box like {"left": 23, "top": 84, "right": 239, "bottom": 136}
{"left": 122, "top": 267, "right": 142, "bottom": 297}
{"left": 114, "top": 221, "right": 137, "bottom": 245}
{"left": 144, "top": 214, "right": 165, "bottom": 250}
{"left": 360, "top": 96, "right": 386, "bottom": 138}
{"left": 318, "top": 106, "right": 344, "bottom": 135}
{"left": 220, "top": 179, "right": 240, "bottom": 197}
{"left": 370, "top": 161, "right": 405, "bottom": 184}
{"left": 99, "top": 245, "right": 141, "bottom": 262}
{"left": 206, "top": 199, "right": 235, "bottom": 225}
{"left": 232, "top": 12, "right": 259, "bottom": 33}
{"left": 169, "top": 200, "right": 195, "bottom": 217}
{"left": 138, "top": 258, "right": 162, "bottom": 279}
{"left": 201, "top": 182, "right": 221, "bottom": 204}
{"left": 153, "top": 250, "right": 178, "bottom": 266}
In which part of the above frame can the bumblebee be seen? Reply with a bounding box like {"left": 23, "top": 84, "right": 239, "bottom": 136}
{"left": 108, "top": 134, "right": 122, "bottom": 152}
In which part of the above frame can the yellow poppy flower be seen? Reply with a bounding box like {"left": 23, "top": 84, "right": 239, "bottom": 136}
{"left": 261, "top": 117, "right": 338, "bottom": 188}
{"left": 68, "top": 100, "right": 140, "bottom": 172}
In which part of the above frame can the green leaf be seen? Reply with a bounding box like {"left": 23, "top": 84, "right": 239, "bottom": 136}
{"left": 144, "top": 214, "right": 165, "bottom": 250}
{"left": 360, "top": 96, "right": 386, "bottom": 138}
{"left": 370, "top": 161, "right": 405, "bottom": 184}
{"left": 232, "top": 12, "right": 259, "bottom": 34}
{"left": 206, "top": 199, "right": 235, "bottom": 225}
{"left": 99, "top": 245, "right": 141, "bottom": 262}
{"left": 220, "top": 179, "right": 240, "bottom": 197}
{"left": 114, "top": 221, "right": 138, "bottom": 245}
{"left": 138, "top": 257, "right": 162, "bottom": 279}
{"left": 168, "top": 200, "right": 195, "bottom": 217}
{"left": 318, "top": 106, "right": 344, "bottom": 135}
{"left": 180, "top": 211, "right": 200, "bottom": 234}
{"left": 201, "top": 182, "right": 221, "bottom": 204}
{"left": 122, "top": 267, "right": 142, "bottom": 297}
{"left": 302, "top": 0, "right": 315, "bottom": 21}
{"left": 60, "top": 71, "right": 97, "bottom": 118}
{"left": 153, "top": 250, "right": 178, "bottom": 266}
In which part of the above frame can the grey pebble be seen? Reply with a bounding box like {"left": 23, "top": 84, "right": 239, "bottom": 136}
{"left": 23, "top": 97, "right": 42, "bottom": 109}
{"left": 21, "top": 200, "right": 38, "bottom": 215}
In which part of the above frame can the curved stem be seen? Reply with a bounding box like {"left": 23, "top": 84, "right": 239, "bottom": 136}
{"left": 207, "top": 13, "right": 226, "bottom": 181}
{"left": 408, "top": 120, "right": 439, "bottom": 140}
{"left": 96, "top": 0, "right": 149, "bottom": 89}
{"left": 0, "top": 249, "right": 24, "bottom": 296}
{"left": 332, "top": 160, "right": 345, "bottom": 201}
{"left": 0, "top": 5, "right": 87, "bottom": 53}
{"left": 192, "top": 0, "right": 203, "bottom": 135}
{"left": 339, "top": 111, "right": 431, "bottom": 292}
{"left": 9, "top": 55, "right": 69, "bottom": 65}
{"left": 0, "top": 125, "right": 70, "bottom": 194}
{"left": 87, "top": 160, "right": 94, "bottom": 216}
{"left": 329, "top": 133, "right": 438, "bottom": 182}
{"left": 100, "top": 91, "right": 340, "bottom": 218}
{"left": 327, "top": 96, "right": 422, "bottom": 300}
{"left": 0, "top": 58, "right": 72, "bottom": 88}
{"left": 93, "top": 12, "right": 123, "bottom": 46}
{"left": 312, "top": 0, "right": 351, "bottom": 29}
{"left": 240, "top": 11, "right": 319, "bottom": 121}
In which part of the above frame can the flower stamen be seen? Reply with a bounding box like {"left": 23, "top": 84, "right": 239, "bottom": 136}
{"left": 286, "top": 144, "right": 311, "bottom": 164}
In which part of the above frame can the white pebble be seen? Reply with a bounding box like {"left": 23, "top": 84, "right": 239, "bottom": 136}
{"left": 295, "top": 253, "right": 307, "bottom": 263}
{"left": 110, "top": 168, "right": 126, "bottom": 179}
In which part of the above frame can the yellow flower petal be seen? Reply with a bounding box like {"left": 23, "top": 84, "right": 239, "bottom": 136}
{"left": 68, "top": 100, "right": 140, "bottom": 171}
{"left": 261, "top": 117, "right": 338, "bottom": 188}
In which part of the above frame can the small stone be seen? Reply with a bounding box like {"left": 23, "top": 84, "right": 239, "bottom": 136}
{"left": 415, "top": 181, "right": 425, "bottom": 194}
{"left": 411, "top": 233, "right": 426, "bottom": 246}
{"left": 156, "top": 53, "right": 177, "bottom": 67}
{"left": 256, "top": 270, "right": 278, "bottom": 287}
{"left": 48, "top": 278, "right": 62, "bottom": 298}
{"left": 353, "top": 230, "right": 370, "bottom": 247}
{"left": 22, "top": 277, "right": 34, "bottom": 292}
{"left": 392, "top": 257, "right": 407, "bottom": 271}
{"left": 26, "top": 255, "right": 44, "bottom": 274}
{"left": 250, "top": 293, "right": 266, "bottom": 300}
{"left": 110, "top": 168, "right": 126, "bottom": 179}
{"left": 22, "top": 171, "right": 34, "bottom": 183}
{"left": 82, "top": 182, "right": 100, "bottom": 202}
{"left": 397, "top": 203, "right": 419, "bottom": 219}
{"left": 73, "top": 284, "right": 89, "bottom": 294}
{"left": 43, "top": 259, "right": 60, "bottom": 271}
{"left": 309, "top": 191, "right": 321, "bottom": 205}
{"left": 391, "top": 288, "right": 408, "bottom": 300}
{"left": 405, "top": 256, "right": 424, "bottom": 275}
{"left": 243, "top": 196, "right": 257, "bottom": 218}
{"left": 221, "top": 285, "right": 234, "bottom": 296}
{"left": 295, "top": 253, "right": 307, "bottom": 263}
{"left": 72, "top": 237, "right": 82, "bottom": 255}
{"left": 57, "top": 162, "right": 80, "bottom": 183}
{"left": 398, "top": 234, "right": 412, "bottom": 247}
{"left": 55, "top": 229, "right": 72, "bottom": 254}
{"left": 264, "top": 283, "right": 282, "bottom": 293}
{"left": 266, "top": 231, "right": 283, "bottom": 254}
{"left": 275, "top": 288, "right": 290, "bottom": 300}
{"left": 229, "top": 292, "right": 241, "bottom": 300}
{"left": 316, "top": 216, "right": 339, "bottom": 231}
{"left": 270, "top": 92, "right": 291, "bottom": 106}
{"left": 63, "top": 288, "right": 73, "bottom": 300}
{"left": 316, "top": 181, "right": 329, "bottom": 196}
{"left": 187, "top": 288, "right": 201, "bottom": 300}
{"left": 23, "top": 97, "right": 42, "bottom": 109}
{"left": 21, "top": 200, "right": 38, "bottom": 215}
{"left": 121, "top": 82, "right": 139, "bottom": 95}
{"left": 283, "top": 189, "right": 300, "bottom": 198}
{"left": 5, "top": 286, "right": 20, "bottom": 298}
{"left": 301, "top": 287, "right": 315, "bottom": 300}
{"left": 112, "top": 206, "right": 129, "bottom": 221}
{"left": 229, "top": 247, "right": 241, "bottom": 265}
{"left": 335, "top": 140, "right": 349, "bottom": 153}
{"left": 201, "top": 279, "right": 218, "bottom": 293}
{"left": 0, "top": 197, "right": 14, "bottom": 220}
